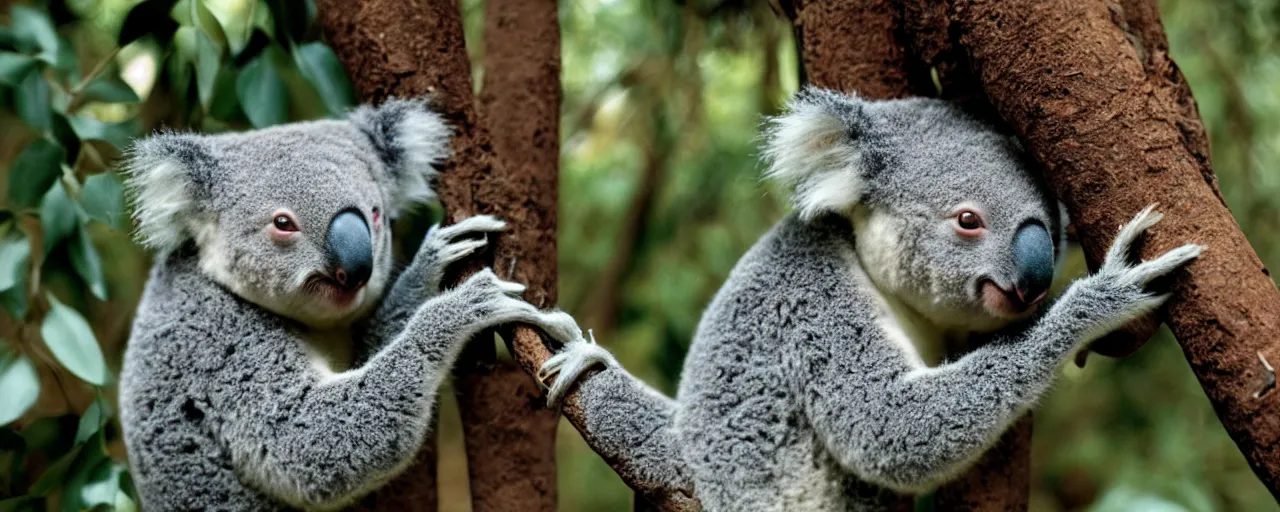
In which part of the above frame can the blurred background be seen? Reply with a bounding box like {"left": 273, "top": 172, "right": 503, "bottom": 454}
{"left": 0, "top": 0, "right": 1278, "bottom": 510}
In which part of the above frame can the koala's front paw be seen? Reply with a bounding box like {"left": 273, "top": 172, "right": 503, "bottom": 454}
{"left": 538, "top": 330, "right": 619, "bottom": 407}
{"left": 418, "top": 215, "right": 507, "bottom": 291}
{"left": 1070, "top": 204, "right": 1203, "bottom": 340}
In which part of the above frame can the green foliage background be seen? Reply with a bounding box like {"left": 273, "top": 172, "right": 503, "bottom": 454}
{"left": 0, "top": 0, "right": 1277, "bottom": 510}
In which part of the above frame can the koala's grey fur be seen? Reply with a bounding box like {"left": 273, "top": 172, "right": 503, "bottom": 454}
{"left": 119, "top": 100, "right": 582, "bottom": 511}
{"left": 542, "top": 88, "right": 1203, "bottom": 511}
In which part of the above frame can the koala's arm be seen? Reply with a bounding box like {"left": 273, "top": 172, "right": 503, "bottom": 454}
{"left": 540, "top": 337, "right": 695, "bottom": 494}
{"left": 801, "top": 207, "right": 1201, "bottom": 493}
{"left": 222, "top": 269, "right": 578, "bottom": 510}
{"left": 358, "top": 215, "right": 506, "bottom": 361}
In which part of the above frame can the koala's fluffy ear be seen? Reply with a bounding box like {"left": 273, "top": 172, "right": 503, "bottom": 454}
{"left": 123, "top": 133, "right": 214, "bottom": 253}
{"left": 348, "top": 98, "right": 452, "bottom": 217}
{"left": 762, "top": 87, "right": 868, "bottom": 221}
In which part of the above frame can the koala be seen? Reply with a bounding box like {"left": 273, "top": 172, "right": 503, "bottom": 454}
{"left": 118, "top": 99, "right": 582, "bottom": 511}
{"left": 540, "top": 88, "right": 1203, "bottom": 511}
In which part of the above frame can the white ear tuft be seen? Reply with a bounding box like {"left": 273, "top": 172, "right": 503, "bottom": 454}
{"left": 349, "top": 98, "right": 452, "bottom": 217}
{"left": 122, "top": 133, "right": 207, "bottom": 253}
{"left": 762, "top": 87, "right": 866, "bottom": 221}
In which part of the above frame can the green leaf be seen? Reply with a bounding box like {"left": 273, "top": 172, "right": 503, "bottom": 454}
{"left": 80, "top": 173, "right": 126, "bottom": 229}
{"left": 235, "top": 52, "right": 288, "bottom": 128}
{"left": 0, "top": 351, "right": 39, "bottom": 426}
{"left": 118, "top": 0, "right": 180, "bottom": 47}
{"left": 8, "top": 139, "right": 65, "bottom": 209}
{"left": 0, "top": 52, "right": 38, "bottom": 85}
{"left": 10, "top": 6, "right": 59, "bottom": 64}
{"left": 80, "top": 75, "right": 140, "bottom": 104}
{"left": 28, "top": 443, "right": 79, "bottom": 496}
{"left": 194, "top": 31, "right": 220, "bottom": 110}
{"left": 49, "top": 114, "right": 80, "bottom": 166}
{"left": 39, "top": 182, "right": 77, "bottom": 255}
{"left": 40, "top": 295, "right": 107, "bottom": 386}
{"left": 14, "top": 72, "right": 51, "bottom": 131}
{"left": 74, "top": 395, "right": 109, "bottom": 445}
{"left": 73, "top": 458, "right": 124, "bottom": 511}
{"left": 294, "top": 43, "right": 354, "bottom": 117}
{"left": 0, "top": 234, "right": 30, "bottom": 294}
{"left": 114, "top": 490, "right": 138, "bottom": 512}
{"left": 0, "top": 281, "right": 28, "bottom": 320}
{"left": 191, "top": 0, "right": 227, "bottom": 50}
{"left": 66, "top": 116, "right": 138, "bottom": 150}
{"left": 69, "top": 227, "right": 106, "bottom": 300}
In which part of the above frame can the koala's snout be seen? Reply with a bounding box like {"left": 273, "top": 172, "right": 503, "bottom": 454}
{"left": 325, "top": 210, "right": 373, "bottom": 290}
{"left": 1011, "top": 223, "right": 1054, "bottom": 306}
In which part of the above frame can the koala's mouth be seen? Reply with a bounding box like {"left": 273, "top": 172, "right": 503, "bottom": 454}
{"left": 303, "top": 273, "right": 364, "bottom": 308}
{"left": 978, "top": 279, "right": 1040, "bottom": 319}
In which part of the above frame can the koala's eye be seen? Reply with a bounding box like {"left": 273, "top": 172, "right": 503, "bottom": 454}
{"left": 273, "top": 215, "right": 299, "bottom": 232}
{"left": 955, "top": 209, "right": 985, "bottom": 236}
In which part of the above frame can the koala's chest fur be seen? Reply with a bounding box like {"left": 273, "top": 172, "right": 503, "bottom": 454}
{"left": 299, "top": 328, "right": 356, "bottom": 375}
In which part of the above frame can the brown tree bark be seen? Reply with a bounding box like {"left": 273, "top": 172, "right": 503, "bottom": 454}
{"left": 928, "top": 0, "right": 1280, "bottom": 500}
{"left": 451, "top": 0, "right": 563, "bottom": 510}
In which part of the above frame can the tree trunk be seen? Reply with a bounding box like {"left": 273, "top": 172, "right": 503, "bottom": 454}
{"left": 452, "top": 0, "right": 563, "bottom": 510}
{"left": 926, "top": 0, "right": 1280, "bottom": 500}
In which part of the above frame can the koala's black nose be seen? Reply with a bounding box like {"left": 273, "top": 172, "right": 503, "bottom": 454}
{"left": 324, "top": 210, "right": 372, "bottom": 290}
{"left": 1011, "top": 223, "right": 1054, "bottom": 306}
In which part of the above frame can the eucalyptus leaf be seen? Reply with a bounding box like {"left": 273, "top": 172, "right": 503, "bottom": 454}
{"left": 80, "top": 173, "right": 126, "bottom": 229}
{"left": 0, "top": 52, "right": 38, "bottom": 85}
{"left": 0, "top": 234, "right": 30, "bottom": 293}
{"left": 236, "top": 52, "right": 288, "bottom": 128}
{"left": 39, "top": 182, "right": 77, "bottom": 255}
{"left": 0, "top": 351, "right": 39, "bottom": 426}
{"left": 194, "top": 31, "right": 220, "bottom": 110}
{"left": 76, "top": 459, "right": 124, "bottom": 511}
{"left": 0, "top": 280, "right": 28, "bottom": 320}
{"left": 49, "top": 113, "right": 80, "bottom": 166}
{"left": 66, "top": 116, "right": 139, "bottom": 149}
{"left": 28, "top": 443, "right": 80, "bottom": 496}
{"left": 191, "top": 0, "right": 227, "bottom": 50}
{"left": 294, "top": 43, "right": 354, "bottom": 116}
{"left": 69, "top": 226, "right": 107, "bottom": 300}
{"left": 80, "top": 74, "right": 140, "bottom": 104}
{"left": 10, "top": 6, "right": 59, "bottom": 63}
{"left": 74, "top": 395, "right": 109, "bottom": 445}
{"left": 40, "top": 295, "right": 107, "bottom": 386}
{"left": 114, "top": 490, "right": 138, "bottom": 512}
{"left": 8, "top": 138, "right": 64, "bottom": 209}
{"left": 14, "top": 71, "right": 51, "bottom": 131}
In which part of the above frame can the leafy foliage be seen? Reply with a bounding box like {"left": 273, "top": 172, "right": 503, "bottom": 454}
{"left": 0, "top": 0, "right": 353, "bottom": 507}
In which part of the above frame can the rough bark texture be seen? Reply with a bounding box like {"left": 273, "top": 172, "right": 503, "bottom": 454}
{"left": 934, "top": 416, "right": 1033, "bottom": 511}
{"left": 787, "top": 0, "right": 929, "bottom": 99}
{"left": 783, "top": 1, "right": 1032, "bottom": 510}
{"left": 316, "top": 0, "right": 491, "bottom": 508}
{"left": 453, "top": 0, "right": 563, "bottom": 510}
{"left": 942, "top": 0, "right": 1280, "bottom": 499}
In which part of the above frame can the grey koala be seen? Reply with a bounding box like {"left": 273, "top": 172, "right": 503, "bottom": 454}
{"left": 540, "top": 88, "right": 1203, "bottom": 511}
{"left": 118, "top": 99, "right": 582, "bottom": 511}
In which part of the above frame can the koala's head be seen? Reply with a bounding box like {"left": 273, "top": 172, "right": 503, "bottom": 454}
{"left": 764, "top": 87, "right": 1066, "bottom": 333}
{"left": 125, "top": 99, "right": 450, "bottom": 329}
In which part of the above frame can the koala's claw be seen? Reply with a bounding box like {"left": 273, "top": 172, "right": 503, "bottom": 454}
{"left": 539, "top": 330, "right": 618, "bottom": 407}
{"left": 439, "top": 239, "right": 488, "bottom": 266}
{"left": 1100, "top": 204, "right": 1204, "bottom": 286}
{"left": 437, "top": 215, "right": 507, "bottom": 239}
{"left": 497, "top": 279, "right": 527, "bottom": 297}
